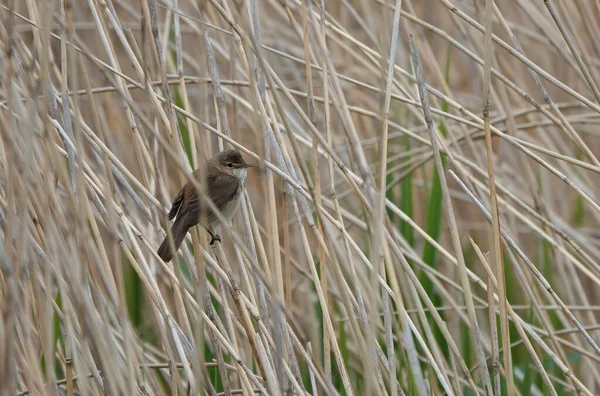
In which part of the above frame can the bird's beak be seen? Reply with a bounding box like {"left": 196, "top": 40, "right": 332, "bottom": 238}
{"left": 243, "top": 163, "right": 257, "bottom": 168}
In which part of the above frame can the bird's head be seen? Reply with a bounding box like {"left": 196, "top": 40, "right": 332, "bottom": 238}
{"left": 212, "top": 148, "right": 255, "bottom": 181}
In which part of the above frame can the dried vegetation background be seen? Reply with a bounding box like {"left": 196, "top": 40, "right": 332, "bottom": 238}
{"left": 2, "top": 0, "right": 600, "bottom": 395}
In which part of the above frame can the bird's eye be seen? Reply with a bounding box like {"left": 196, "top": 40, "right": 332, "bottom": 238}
{"left": 227, "top": 162, "right": 233, "bottom": 168}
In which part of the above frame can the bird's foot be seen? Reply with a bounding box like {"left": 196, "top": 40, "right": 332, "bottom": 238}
{"left": 203, "top": 226, "right": 221, "bottom": 246}
{"left": 208, "top": 231, "right": 221, "bottom": 246}
{"left": 209, "top": 234, "right": 221, "bottom": 245}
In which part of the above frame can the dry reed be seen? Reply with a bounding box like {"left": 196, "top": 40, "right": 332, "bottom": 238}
{"left": 2, "top": 0, "right": 600, "bottom": 395}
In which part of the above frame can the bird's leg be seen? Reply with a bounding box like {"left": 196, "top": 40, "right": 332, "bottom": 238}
{"left": 203, "top": 226, "right": 221, "bottom": 245}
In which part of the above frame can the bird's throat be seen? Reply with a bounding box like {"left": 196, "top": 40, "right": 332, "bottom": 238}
{"left": 232, "top": 168, "right": 247, "bottom": 182}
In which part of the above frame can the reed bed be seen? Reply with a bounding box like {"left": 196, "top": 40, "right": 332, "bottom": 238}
{"left": 2, "top": 0, "right": 600, "bottom": 394}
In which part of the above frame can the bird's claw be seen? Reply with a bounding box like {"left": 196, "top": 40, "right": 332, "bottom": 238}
{"left": 209, "top": 234, "right": 221, "bottom": 246}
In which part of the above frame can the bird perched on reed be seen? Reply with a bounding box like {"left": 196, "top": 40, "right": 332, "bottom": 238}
{"left": 157, "top": 148, "right": 254, "bottom": 262}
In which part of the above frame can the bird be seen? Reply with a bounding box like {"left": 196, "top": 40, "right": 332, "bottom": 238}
{"left": 157, "top": 148, "right": 255, "bottom": 262}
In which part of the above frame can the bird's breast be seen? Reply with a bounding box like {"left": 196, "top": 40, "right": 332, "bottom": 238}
{"left": 219, "top": 184, "right": 243, "bottom": 219}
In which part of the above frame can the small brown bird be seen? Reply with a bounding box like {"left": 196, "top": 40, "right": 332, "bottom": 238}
{"left": 157, "top": 148, "right": 255, "bottom": 262}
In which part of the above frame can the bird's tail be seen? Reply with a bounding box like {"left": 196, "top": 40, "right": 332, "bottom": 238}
{"left": 157, "top": 218, "right": 188, "bottom": 262}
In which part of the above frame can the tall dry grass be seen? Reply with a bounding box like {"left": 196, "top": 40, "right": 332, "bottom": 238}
{"left": 1, "top": 0, "right": 600, "bottom": 394}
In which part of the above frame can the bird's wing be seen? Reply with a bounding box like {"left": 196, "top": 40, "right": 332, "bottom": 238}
{"left": 167, "top": 188, "right": 185, "bottom": 220}
{"left": 182, "top": 173, "right": 240, "bottom": 222}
